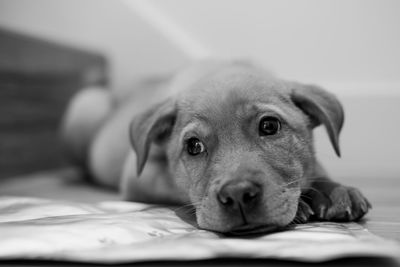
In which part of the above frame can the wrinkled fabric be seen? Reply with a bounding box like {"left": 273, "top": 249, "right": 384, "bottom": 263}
{"left": 0, "top": 196, "right": 399, "bottom": 264}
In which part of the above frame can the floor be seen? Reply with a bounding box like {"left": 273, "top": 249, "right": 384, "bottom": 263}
{"left": 0, "top": 167, "right": 399, "bottom": 266}
{"left": 351, "top": 176, "right": 400, "bottom": 242}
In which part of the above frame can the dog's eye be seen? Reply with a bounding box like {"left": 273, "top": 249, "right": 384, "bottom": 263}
{"left": 259, "top": 116, "right": 281, "bottom": 136}
{"left": 186, "top": 137, "right": 205, "bottom": 156}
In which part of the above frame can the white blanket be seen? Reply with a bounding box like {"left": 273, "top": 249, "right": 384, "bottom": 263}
{"left": 0, "top": 196, "right": 399, "bottom": 264}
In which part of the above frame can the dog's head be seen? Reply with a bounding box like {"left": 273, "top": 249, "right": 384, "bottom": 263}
{"left": 130, "top": 62, "right": 344, "bottom": 234}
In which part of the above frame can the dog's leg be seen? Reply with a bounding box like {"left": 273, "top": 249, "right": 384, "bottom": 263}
{"left": 60, "top": 87, "right": 113, "bottom": 165}
{"left": 301, "top": 161, "right": 371, "bottom": 222}
{"left": 120, "top": 150, "right": 187, "bottom": 205}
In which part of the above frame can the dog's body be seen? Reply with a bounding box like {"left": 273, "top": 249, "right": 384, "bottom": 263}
{"left": 62, "top": 60, "right": 370, "bottom": 234}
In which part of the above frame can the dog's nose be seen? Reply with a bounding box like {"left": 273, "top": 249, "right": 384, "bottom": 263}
{"left": 218, "top": 180, "right": 261, "bottom": 210}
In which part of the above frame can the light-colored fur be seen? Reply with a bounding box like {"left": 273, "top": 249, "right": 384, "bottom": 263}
{"left": 62, "top": 60, "right": 370, "bottom": 234}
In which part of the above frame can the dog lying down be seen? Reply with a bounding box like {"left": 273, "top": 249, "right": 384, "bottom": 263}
{"left": 62, "top": 60, "right": 371, "bottom": 235}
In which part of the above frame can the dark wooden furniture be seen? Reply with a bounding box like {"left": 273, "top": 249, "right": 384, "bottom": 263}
{"left": 0, "top": 28, "right": 108, "bottom": 178}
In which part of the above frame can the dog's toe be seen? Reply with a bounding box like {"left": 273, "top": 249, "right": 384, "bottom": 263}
{"left": 324, "top": 186, "right": 371, "bottom": 221}
{"left": 347, "top": 187, "right": 372, "bottom": 220}
{"left": 306, "top": 189, "right": 331, "bottom": 220}
{"left": 294, "top": 201, "right": 314, "bottom": 223}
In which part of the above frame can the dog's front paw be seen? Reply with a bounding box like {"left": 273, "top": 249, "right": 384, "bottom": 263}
{"left": 306, "top": 184, "right": 371, "bottom": 222}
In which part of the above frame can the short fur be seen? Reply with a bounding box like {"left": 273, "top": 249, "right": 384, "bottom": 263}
{"left": 62, "top": 60, "right": 370, "bottom": 234}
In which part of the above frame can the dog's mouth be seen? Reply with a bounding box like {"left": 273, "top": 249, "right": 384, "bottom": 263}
{"left": 224, "top": 224, "right": 280, "bottom": 236}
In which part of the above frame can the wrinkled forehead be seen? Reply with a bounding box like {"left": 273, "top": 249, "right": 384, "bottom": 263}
{"left": 178, "top": 69, "right": 293, "bottom": 117}
{"left": 176, "top": 78, "right": 302, "bottom": 135}
{"left": 181, "top": 96, "right": 287, "bottom": 124}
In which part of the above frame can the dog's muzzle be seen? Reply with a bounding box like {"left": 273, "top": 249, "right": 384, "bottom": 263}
{"left": 217, "top": 179, "right": 262, "bottom": 213}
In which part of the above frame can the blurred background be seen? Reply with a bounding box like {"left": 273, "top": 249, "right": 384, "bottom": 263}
{"left": 0, "top": 0, "right": 399, "bottom": 186}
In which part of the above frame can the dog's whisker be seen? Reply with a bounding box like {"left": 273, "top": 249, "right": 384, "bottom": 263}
{"left": 301, "top": 186, "right": 325, "bottom": 196}
{"left": 177, "top": 201, "right": 203, "bottom": 212}
{"left": 298, "top": 198, "right": 308, "bottom": 205}
{"left": 302, "top": 176, "right": 342, "bottom": 184}
{"left": 282, "top": 178, "right": 303, "bottom": 187}
{"left": 173, "top": 202, "right": 200, "bottom": 214}
{"left": 300, "top": 194, "right": 312, "bottom": 200}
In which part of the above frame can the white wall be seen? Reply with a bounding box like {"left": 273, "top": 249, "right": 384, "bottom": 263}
{"left": 151, "top": 0, "right": 400, "bottom": 94}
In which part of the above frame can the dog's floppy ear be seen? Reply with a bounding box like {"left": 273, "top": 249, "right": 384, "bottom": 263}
{"left": 290, "top": 83, "right": 344, "bottom": 157}
{"left": 129, "top": 98, "right": 177, "bottom": 176}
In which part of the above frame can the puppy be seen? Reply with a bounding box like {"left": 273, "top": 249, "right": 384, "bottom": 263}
{"left": 62, "top": 60, "right": 371, "bottom": 235}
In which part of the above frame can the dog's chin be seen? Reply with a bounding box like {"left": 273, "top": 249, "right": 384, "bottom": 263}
{"left": 225, "top": 224, "right": 282, "bottom": 236}
{"left": 199, "top": 223, "right": 283, "bottom": 236}
{"left": 197, "top": 212, "right": 296, "bottom": 236}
